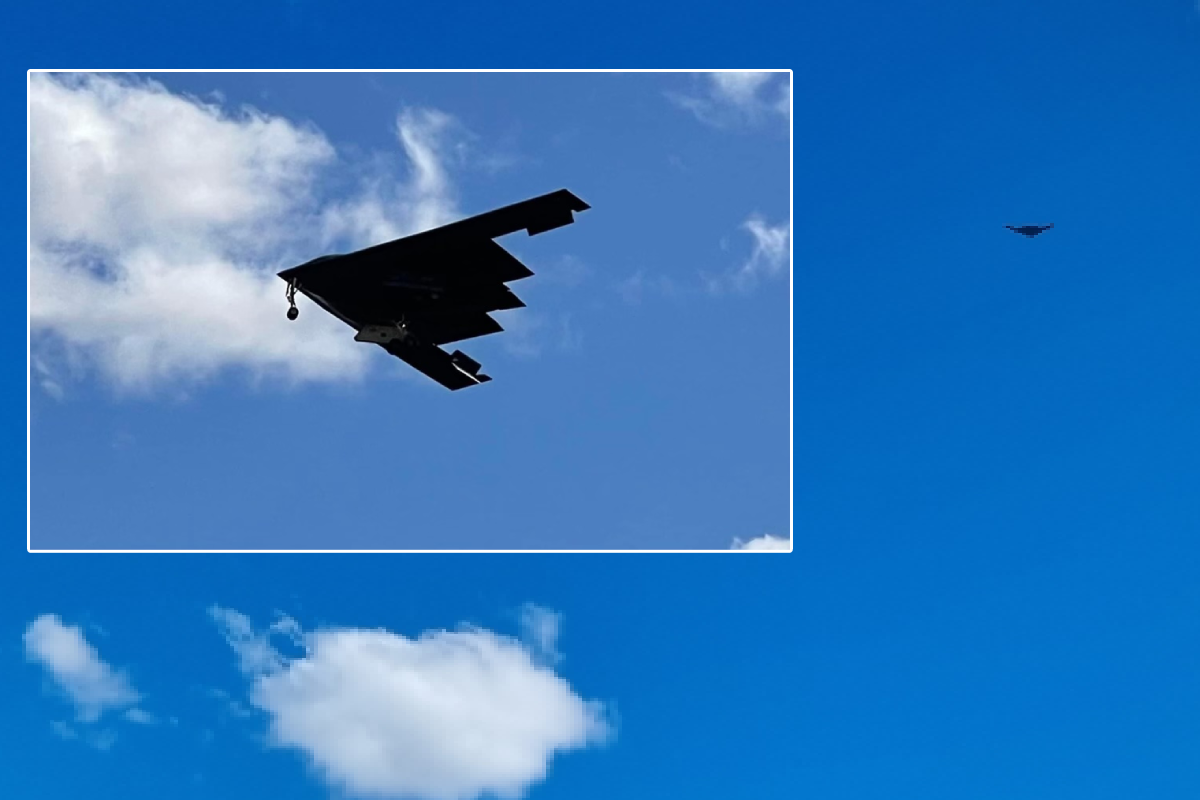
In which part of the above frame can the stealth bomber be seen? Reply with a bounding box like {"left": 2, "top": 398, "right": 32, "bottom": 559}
{"left": 279, "top": 189, "right": 589, "bottom": 390}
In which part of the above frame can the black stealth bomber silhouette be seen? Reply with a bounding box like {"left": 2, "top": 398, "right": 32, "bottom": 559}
{"left": 1006, "top": 223, "right": 1054, "bottom": 237}
{"left": 279, "top": 189, "right": 590, "bottom": 390}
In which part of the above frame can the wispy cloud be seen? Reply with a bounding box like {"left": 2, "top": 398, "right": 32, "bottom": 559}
{"left": 206, "top": 686, "right": 253, "bottom": 719}
{"left": 619, "top": 211, "right": 788, "bottom": 303}
{"left": 775, "top": 80, "right": 791, "bottom": 117}
{"left": 557, "top": 313, "right": 584, "bottom": 354}
{"left": 50, "top": 720, "right": 79, "bottom": 741}
{"left": 731, "top": 534, "right": 790, "bottom": 551}
{"left": 29, "top": 73, "right": 470, "bottom": 396}
{"left": 498, "top": 311, "right": 548, "bottom": 359}
{"left": 24, "top": 614, "right": 141, "bottom": 723}
{"left": 734, "top": 214, "right": 791, "bottom": 289}
{"left": 518, "top": 603, "right": 564, "bottom": 666}
{"left": 209, "top": 606, "right": 287, "bottom": 675}
{"left": 496, "top": 310, "right": 583, "bottom": 359}
{"left": 538, "top": 254, "right": 591, "bottom": 288}
{"left": 123, "top": 708, "right": 157, "bottom": 725}
{"left": 615, "top": 270, "right": 683, "bottom": 305}
{"left": 24, "top": 614, "right": 156, "bottom": 749}
{"left": 48, "top": 718, "right": 118, "bottom": 750}
{"left": 487, "top": 253, "right": 589, "bottom": 358}
{"left": 210, "top": 606, "right": 611, "bottom": 800}
{"left": 704, "top": 214, "right": 791, "bottom": 294}
{"left": 32, "top": 356, "right": 64, "bottom": 400}
{"left": 669, "top": 71, "right": 791, "bottom": 128}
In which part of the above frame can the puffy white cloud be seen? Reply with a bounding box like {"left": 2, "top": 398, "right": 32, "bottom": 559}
{"left": 29, "top": 73, "right": 333, "bottom": 253}
{"left": 731, "top": 534, "right": 791, "bottom": 551}
{"left": 211, "top": 606, "right": 610, "bottom": 800}
{"left": 23, "top": 614, "right": 141, "bottom": 722}
{"left": 671, "top": 71, "right": 790, "bottom": 128}
{"left": 29, "top": 73, "right": 466, "bottom": 395}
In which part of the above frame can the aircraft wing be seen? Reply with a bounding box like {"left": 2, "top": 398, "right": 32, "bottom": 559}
{"left": 278, "top": 189, "right": 588, "bottom": 330}
{"left": 286, "top": 240, "right": 528, "bottom": 340}
{"left": 383, "top": 336, "right": 493, "bottom": 391}
{"left": 329, "top": 188, "right": 590, "bottom": 272}
{"left": 279, "top": 188, "right": 588, "bottom": 289}
{"left": 277, "top": 188, "right": 589, "bottom": 389}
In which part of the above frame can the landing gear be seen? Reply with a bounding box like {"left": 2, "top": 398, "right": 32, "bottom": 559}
{"left": 286, "top": 281, "right": 299, "bottom": 321}
{"left": 395, "top": 317, "right": 414, "bottom": 344}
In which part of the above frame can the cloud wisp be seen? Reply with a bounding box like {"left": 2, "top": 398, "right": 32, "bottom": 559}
{"left": 617, "top": 211, "right": 789, "bottom": 302}
{"left": 24, "top": 613, "right": 155, "bottom": 747}
{"left": 29, "top": 73, "right": 469, "bottom": 397}
{"left": 702, "top": 214, "right": 791, "bottom": 295}
{"left": 24, "top": 614, "right": 141, "bottom": 722}
{"left": 669, "top": 71, "right": 791, "bottom": 128}
{"left": 730, "top": 534, "right": 791, "bottom": 551}
{"left": 732, "top": 214, "right": 791, "bottom": 290}
{"left": 210, "top": 606, "right": 610, "bottom": 800}
{"left": 518, "top": 603, "right": 564, "bottom": 666}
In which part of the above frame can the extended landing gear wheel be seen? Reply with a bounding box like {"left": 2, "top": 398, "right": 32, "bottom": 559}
{"left": 285, "top": 281, "right": 299, "bottom": 321}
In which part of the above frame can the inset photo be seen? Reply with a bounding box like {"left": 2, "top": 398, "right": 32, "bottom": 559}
{"left": 28, "top": 70, "right": 791, "bottom": 552}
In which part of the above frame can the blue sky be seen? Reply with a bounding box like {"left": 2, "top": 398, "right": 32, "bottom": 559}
{"left": 793, "top": 1, "right": 1200, "bottom": 797}
{"left": 7, "top": 1, "right": 1200, "bottom": 800}
{"left": 4, "top": 555, "right": 797, "bottom": 800}
{"left": 29, "top": 71, "right": 791, "bottom": 551}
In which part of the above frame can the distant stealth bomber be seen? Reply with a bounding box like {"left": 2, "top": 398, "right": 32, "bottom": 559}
{"left": 279, "top": 189, "right": 590, "bottom": 390}
{"left": 1006, "top": 224, "right": 1054, "bottom": 238}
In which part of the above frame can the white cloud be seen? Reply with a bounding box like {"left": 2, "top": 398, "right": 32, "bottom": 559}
{"left": 704, "top": 214, "right": 790, "bottom": 294}
{"left": 319, "top": 108, "right": 462, "bottom": 248}
{"left": 29, "top": 73, "right": 466, "bottom": 395}
{"left": 207, "top": 686, "right": 252, "bottom": 718}
{"left": 50, "top": 720, "right": 79, "bottom": 740}
{"left": 123, "top": 708, "right": 157, "bottom": 725}
{"left": 710, "top": 71, "right": 774, "bottom": 106}
{"left": 209, "top": 606, "right": 286, "bottom": 676}
{"left": 211, "top": 606, "right": 610, "bottom": 800}
{"left": 23, "top": 614, "right": 141, "bottom": 723}
{"left": 731, "top": 534, "right": 791, "bottom": 551}
{"left": 32, "top": 356, "right": 64, "bottom": 400}
{"left": 518, "top": 604, "right": 563, "bottom": 665}
{"left": 670, "top": 71, "right": 790, "bottom": 128}
{"left": 735, "top": 215, "right": 791, "bottom": 287}
{"left": 48, "top": 719, "right": 119, "bottom": 753}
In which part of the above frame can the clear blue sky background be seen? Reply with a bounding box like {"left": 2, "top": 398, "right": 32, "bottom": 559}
{"left": 4, "top": 1, "right": 1200, "bottom": 800}
{"left": 796, "top": 1, "right": 1200, "bottom": 797}
{"left": 29, "top": 70, "right": 790, "bottom": 550}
